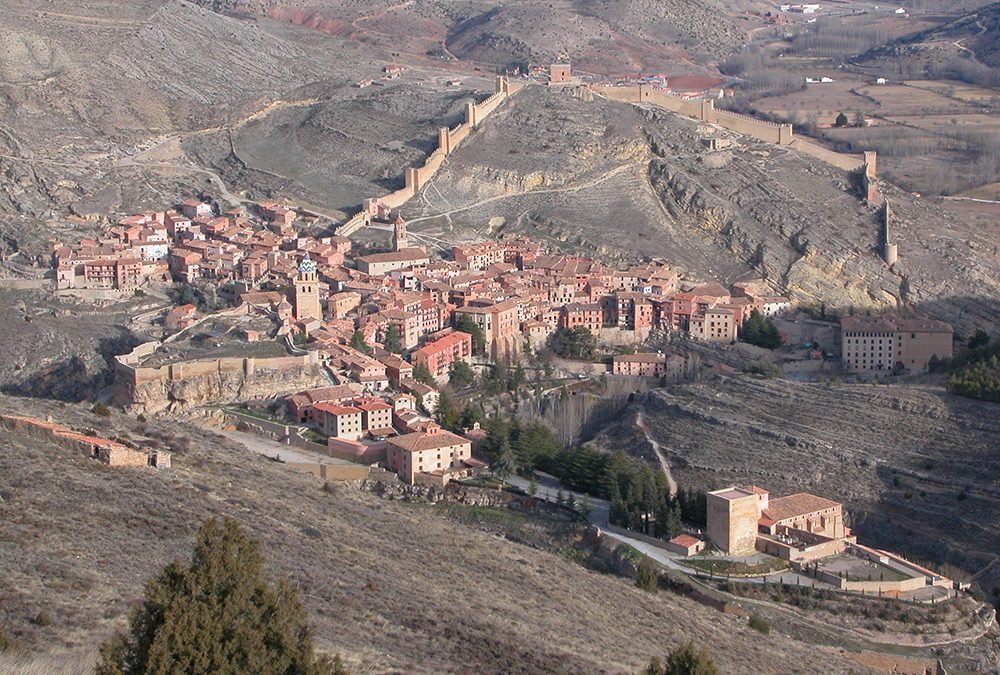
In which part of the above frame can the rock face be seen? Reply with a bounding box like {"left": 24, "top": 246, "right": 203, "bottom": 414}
{"left": 414, "top": 87, "right": 1000, "bottom": 335}
{"left": 116, "top": 362, "right": 330, "bottom": 414}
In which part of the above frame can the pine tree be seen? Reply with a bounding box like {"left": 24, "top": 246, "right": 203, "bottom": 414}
{"left": 412, "top": 362, "right": 435, "bottom": 385}
{"left": 349, "top": 330, "right": 371, "bottom": 355}
{"left": 491, "top": 437, "right": 517, "bottom": 482}
{"left": 96, "top": 518, "right": 337, "bottom": 675}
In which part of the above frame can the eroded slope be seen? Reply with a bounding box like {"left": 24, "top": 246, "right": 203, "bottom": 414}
{"left": 0, "top": 394, "right": 868, "bottom": 673}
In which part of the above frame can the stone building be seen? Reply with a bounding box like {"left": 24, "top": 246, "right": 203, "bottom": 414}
{"left": 292, "top": 254, "right": 322, "bottom": 321}
{"left": 410, "top": 331, "right": 473, "bottom": 382}
{"left": 385, "top": 423, "right": 481, "bottom": 485}
{"left": 392, "top": 214, "right": 409, "bottom": 251}
{"left": 706, "top": 487, "right": 760, "bottom": 555}
{"left": 841, "top": 316, "right": 952, "bottom": 373}
{"left": 314, "top": 403, "right": 364, "bottom": 441}
{"left": 549, "top": 63, "right": 572, "bottom": 84}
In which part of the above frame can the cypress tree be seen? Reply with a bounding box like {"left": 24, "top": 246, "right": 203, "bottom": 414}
{"left": 96, "top": 518, "right": 339, "bottom": 675}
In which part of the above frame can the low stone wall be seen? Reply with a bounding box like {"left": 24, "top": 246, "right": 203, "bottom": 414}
{"left": 0, "top": 413, "right": 158, "bottom": 468}
{"left": 605, "top": 523, "right": 675, "bottom": 551}
{"left": 286, "top": 462, "right": 370, "bottom": 481}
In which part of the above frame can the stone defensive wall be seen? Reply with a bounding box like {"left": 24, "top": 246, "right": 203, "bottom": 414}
{"left": 792, "top": 138, "right": 865, "bottom": 172}
{"left": 0, "top": 413, "right": 164, "bottom": 467}
{"left": 596, "top": 84, "right": 863, "bottom": 171}
{"left": 339, "top": 77, "right": 523, "bottom": 236}
{"left": 114, "top": 334, "right": 326, "bottom": 411}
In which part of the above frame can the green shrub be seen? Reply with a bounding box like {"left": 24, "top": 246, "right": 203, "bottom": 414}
{"left": 642, "top": 642, "right": 718, "bottom": 674}
{"left": 749, "top": 614, "right": 770, "bottom": 634}
{"left": 92, "top": 403, "right": 111, "bottom": 417}
{"left": 636, "top": 556, "right": 659, "bottom": 593}
{"left": 31, "top": 612, "right": 51, "bottom": 627}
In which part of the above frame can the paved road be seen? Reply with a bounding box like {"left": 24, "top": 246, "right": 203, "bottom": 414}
{"left": 213, "top": 428, "right": 354, "bottom": 466}
{"left": 506, "top": 472, "right": 831, "bottom": 587}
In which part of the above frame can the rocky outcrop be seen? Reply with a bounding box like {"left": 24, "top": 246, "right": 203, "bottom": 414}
{"left": 116, "top": 361, "right": 329, "bottom": 414}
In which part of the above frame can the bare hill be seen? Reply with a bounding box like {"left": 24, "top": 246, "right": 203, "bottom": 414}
{"left": 855, "top": 2, "right": 1000, "bottom": 83}
{"left": 0, "top": 394, "right": 872, "bottom": 673}
{"left": 592, "top": 376, "right": 1000, "bottom": 610}
{"left": 408, "top": 86, "right": 1000, "bottom": 335}
{"left": 192, "top": 0, "right": 751, "bottom": 70}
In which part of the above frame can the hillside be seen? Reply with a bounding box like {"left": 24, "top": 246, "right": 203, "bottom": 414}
{"left": 855, "top": 2, "right": 1000, "bottom": 82}
{"left": 407, "top": 86, "right": 1000, "bottom": 336}
{"left": 0, "top": 394, "right": 873, "bottom": 673}
{"left": 592, "top": 376, "right": 1000, "bottom": 617}
{"left": 192, "top": 0, "right": 751, "bottom": 70}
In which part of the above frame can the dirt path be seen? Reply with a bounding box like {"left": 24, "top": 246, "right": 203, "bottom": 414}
{"left": 407, "top": 163, "right": 634, "bottom": 226}
{"left": 635, "top": 408, "right": 677, "bottom": 496}
{"left": 117, "top": 156, "right": 243, "bottom": 207}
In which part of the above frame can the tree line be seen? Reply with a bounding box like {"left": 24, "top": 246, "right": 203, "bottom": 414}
{"left": 931, "top": 330, "right": 1000, "bottom": 403}
{"left": 481, "top": 417, "right": 708, "bottom": 540}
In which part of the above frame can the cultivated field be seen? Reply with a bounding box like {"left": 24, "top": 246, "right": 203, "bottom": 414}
{"left": 756, "top": 82, "right": 877, "bottom": 125}
{"left": 905, "top": 79, "right": 1000, "bottom": 103}
{"left": 853, "top": 84, "right": 980, "bottom": 115}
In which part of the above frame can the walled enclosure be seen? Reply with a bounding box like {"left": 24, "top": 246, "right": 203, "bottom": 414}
{"left": 113, "top": 318, "right": 329, "bottom": 412}
{"left": 597, "top": 84, "right": 865, "bottom": 172}
{"left": 0, "top": 413, "right": 165, "bottom": 467}
{"left": 341, "top": 77, "right": 521, "bottom": 235}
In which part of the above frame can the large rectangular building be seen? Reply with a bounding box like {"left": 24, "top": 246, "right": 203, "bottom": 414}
{"left": 385, "top": 425, "right": 474, "bottom": 484}
{"left": 841, "top": 317, "right": 952, "bottom": 373}
{"left": 411, "top": 331, "right": 473, "bottom": 381}
{"left": 356, "top": 248, "right": 429, "bottom": 276}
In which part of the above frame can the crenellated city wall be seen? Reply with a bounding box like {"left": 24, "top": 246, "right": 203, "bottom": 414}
{"left": 597, "top": 84, "right": 863, "bottom": 171}
{"left": 339, "top": 77, "right": 522, "bottom": 236}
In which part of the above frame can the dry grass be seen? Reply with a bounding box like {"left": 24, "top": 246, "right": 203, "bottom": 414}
{"left": 0, "top": 393, "right": 879, "bottom": 674}
{"left": 904, "top": 79, "right": 1000, "bottom": 104}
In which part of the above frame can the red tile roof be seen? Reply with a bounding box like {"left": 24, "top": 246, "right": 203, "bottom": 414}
{"left": 669, "top": 534, "right": 701, "bottom": 548}
{"left": 763, "top": 493, "right": 841, "bottom": 523}
{"left": 388, "top": 430, "right": 470, "bottom": 453}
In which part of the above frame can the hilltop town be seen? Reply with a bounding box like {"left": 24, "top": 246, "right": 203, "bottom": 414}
{"left": 1, "top": 1, "right": 999, "bottom": 672}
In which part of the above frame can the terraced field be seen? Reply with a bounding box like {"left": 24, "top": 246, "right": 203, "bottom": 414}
{"left": 594, "top": 376, "right": 1000, "bottom": 596}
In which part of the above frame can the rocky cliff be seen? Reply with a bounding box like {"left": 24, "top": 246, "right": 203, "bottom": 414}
{"left": 590, "top": 377, "right": 1000, "bottom": 599}
{"left": 115, "top": 362, "right": 330, "bottom": 414}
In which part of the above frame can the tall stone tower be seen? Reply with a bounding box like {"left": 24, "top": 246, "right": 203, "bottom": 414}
{"left": 292, "top": 253, "right": 322, "bottom": 321}
{"left": 881, "top": 199, "right": 898, "bottom": 266}
{"left": 392, "top": 213, "right": 409, "bottom": 251}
